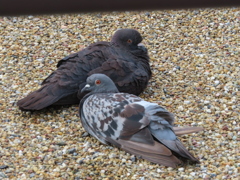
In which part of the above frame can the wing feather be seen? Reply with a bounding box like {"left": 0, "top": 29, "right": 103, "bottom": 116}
{"left": 81, "top": 93, "right": 184, "bottom": 167}
{"left": 17, "top": 43, "right": 110, "bottom": 110}
{"left": 173, "top": 126, "right": 204, "bottom": 136}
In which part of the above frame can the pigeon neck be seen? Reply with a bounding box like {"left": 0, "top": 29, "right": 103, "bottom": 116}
{"left": 110, "top": 41, "right": 121, "bottom": 47}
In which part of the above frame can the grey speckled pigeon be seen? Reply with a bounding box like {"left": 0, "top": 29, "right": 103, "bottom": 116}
{"left": 17, "top": 29, "right": 151, "bottom": 110}
{"left": 79, "top": 74, "right": 203, "bottom": 168}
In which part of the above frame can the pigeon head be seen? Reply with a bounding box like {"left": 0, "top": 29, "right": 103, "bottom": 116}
{"left": 111, "top": 29, "right": 144, "bottom": 50}
{"left": 81, "top": 74, "right": 119, "bottom": 94}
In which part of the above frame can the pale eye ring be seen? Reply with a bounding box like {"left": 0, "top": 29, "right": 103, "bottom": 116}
{"left": 95, "top": 79, "right": 101, "bottom": 85}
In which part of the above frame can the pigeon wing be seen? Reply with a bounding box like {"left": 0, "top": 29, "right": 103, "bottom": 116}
{"left": 80, "top": 93, "right": 147, "bottom": 143}
{"left": 88, "top": 46, "right": 151, "bottom": 96}
{"left": 17, "top": 42, "right": 110, "bottom": 110}
{"left": 80, "top": 93, "right": 182, "bottom": 167}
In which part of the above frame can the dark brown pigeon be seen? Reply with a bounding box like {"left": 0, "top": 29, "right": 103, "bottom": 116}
{"left": 17, "top": 29, "right": 151, "bottom": 110}
{"left": 79, "top": 74, "right": 203, "bottom": 168}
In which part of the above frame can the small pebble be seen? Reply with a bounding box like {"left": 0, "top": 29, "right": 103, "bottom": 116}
{"left": 0, "top": 8, "right": 239, "bottom": 179}
{"left": 0, "top": 172, "right": 8, "bottom": 178}
{"left": 56, "top": 141, "right": 67, "bottom": 146}
{"left": 184, "top": 101, "right": 191, "bottom": 104}
{"left": 29, "top": 173, "right": 35, "bottom": 178}
{"left": 81, "top": 132, "right": 89, "bottom": 137}
{"left": 68, "top": 148, "right": 76, "bottom": 154}
{"left": 178, "top": 167, "right": 184, "bottom": 172}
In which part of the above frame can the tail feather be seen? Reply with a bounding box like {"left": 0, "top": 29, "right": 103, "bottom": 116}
{"left": 52, "top": 92, "right": 79, "bottom": 105}
{"left": 149, "top": 124, "right": 200, "bottom": 163}
{"left": 147, "top": 105, "right": 201, "bottom": 163}
{"left": 123, "top": 146, "right": 182, "bottom": 168}
{"left": 116, "top": 139, "right": 182, "bottom": 168}
{"left": 17, "top": 91, "right": 59, "bottom": 110}
{"left": 173, "top": 126, "right": 204, "bottom": 136}
{"left": 17, "top": 85, "right": 68, "bottom": 110}
{"left": 150, "top": 128, "right": 202, "bottom": 163}
{"left": 160, "top": 139, "right": 200, "bottom": 163}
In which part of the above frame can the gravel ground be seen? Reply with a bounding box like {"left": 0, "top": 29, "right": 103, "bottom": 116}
{"left": 0, "top": 8, "right": 239, "bottom": 180}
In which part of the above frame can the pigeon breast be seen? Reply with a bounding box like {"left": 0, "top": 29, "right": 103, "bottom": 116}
{"left": 80, "top": 93, "right": 144, "bottom": 144}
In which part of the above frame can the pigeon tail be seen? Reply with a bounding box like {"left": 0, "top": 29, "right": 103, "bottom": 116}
{"left": 160, "top": 139, "right": 200, "bottom": 163}
{"left": 173, "top": 126, "right": 204, "bottom": 136}
{"left": 149, "top": 122, "right": 200, "bottom": 163}
{"left": 17, "top": 86, "right": 77, "bottom": 110}
{"left": 107, "top": 138, "right": 182, "bottom": 168}
{"left": 144, "top": 104, "right": 200, "bottom": 163}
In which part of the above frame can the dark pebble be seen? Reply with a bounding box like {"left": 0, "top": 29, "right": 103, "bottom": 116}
{"left": 131, "top": 156, "right": 136, "bottom": 162}
{"left": 163, "top": 88, "right": 168, "bottom": 94}
{"left": 0, "top": 165, "right": 9, "bottom": 169}
{"left": 73, "top": 152, "right": 78, "bottom": 156}
{"left": 10, "top": 134, "right": 21, "bottom": 137}
{"left": 210, "top": 173, "right": 217, "bottom": 178}
{"left": 81, "top": 132, "right": 89, "bottom": 137}
{"left": 176, "top": 66, "right": 181, "bottom": 70}
{"left": 145, "top": 12, "right": 151, "bottom": 16}
{"left": 3, "top": 119, "right": 11, "bottom": 122}
{"left": 11, "top": 55, "right": 18, "bottom": 58}
{"left": 56, "top": 141, "right": 67, "bottom": 146}
{"left": 68, "top": 148, "right": 76, "bottom": 154}
{"left": 79, "top": 160, "right": 85, "bottom": 164}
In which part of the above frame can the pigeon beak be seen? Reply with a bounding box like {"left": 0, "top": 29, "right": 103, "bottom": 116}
{"left": 137, "top": 43, "right": 144, "bottom": 47}
{"left": 137, "top": 43, "right": 147, "bottom": 52}
{"left": 81, "top": 84, "right": 91, "bottom": 93}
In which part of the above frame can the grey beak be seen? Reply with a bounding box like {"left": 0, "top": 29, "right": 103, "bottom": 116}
{"left": 81, "top": 84, "right": 91, "bottom": 93}
{"left": 138, "top": 43, "right": 147, "bottom": 52}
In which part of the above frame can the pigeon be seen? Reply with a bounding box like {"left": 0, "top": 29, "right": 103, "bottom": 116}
{"left": 79, "top": 74, "right": 203, "bottom": 168}
{"left": 17, "top": 29, "right": 151, "bottom": 110}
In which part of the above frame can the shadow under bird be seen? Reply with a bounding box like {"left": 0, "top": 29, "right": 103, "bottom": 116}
{"left": 17, "top": 29, "right": 151, "bottom": 110}
{"left": 79, "top": 74, "right": 203, "bottom": 168}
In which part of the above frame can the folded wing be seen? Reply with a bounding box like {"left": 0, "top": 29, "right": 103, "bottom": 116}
{"left": 80, "top": 93, "right": 202, "bottom": 167}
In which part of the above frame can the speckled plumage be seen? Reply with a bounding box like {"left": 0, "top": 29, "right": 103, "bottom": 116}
{"left": 79, "top": 74, "right": 202, "bottom": 167}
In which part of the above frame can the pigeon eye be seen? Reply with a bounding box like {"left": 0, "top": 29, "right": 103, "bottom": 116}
{"left": 127, "top": 39, "right": 132, "bottom": 44}
{"left": 95, "top": 79, "right": 101, "bottom": 85}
